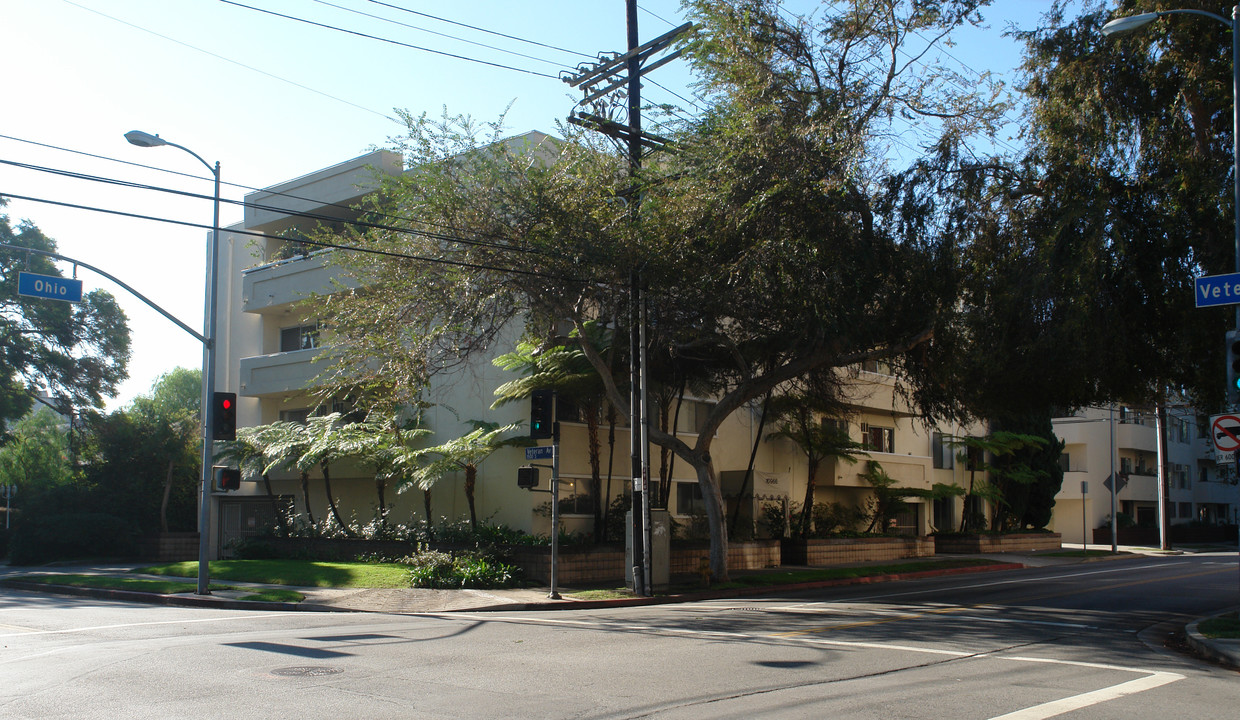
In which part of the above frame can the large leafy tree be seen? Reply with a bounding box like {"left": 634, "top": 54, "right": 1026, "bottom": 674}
{"left": 312, "top": 1, "right": 1006, "bottom": 580}
{"left": 0, "top": 206, "right": 131, "bottom": 429}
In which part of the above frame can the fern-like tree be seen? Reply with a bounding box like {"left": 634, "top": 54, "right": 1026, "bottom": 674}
{"left": 493, "top": 324, "right": 614, "bottom": 538}
{"left": 764, "top": 393, "right": 865, "bottom": 538}
{"left": 406, "top": 421, "right": 521, "bottom": 532}
{"left": 947, "top": 432, "right": 1048, "bottom": 533}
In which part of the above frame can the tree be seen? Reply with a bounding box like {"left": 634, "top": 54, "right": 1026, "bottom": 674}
{"left": 405, "top": 421, "right": 521, "bottom": 531}
{"left": 311, "top": 2, "right": 1006, "bottom": 580}
{"left": 493, "top": 324, "right": 615, "bottom": 538}
{"left": 946, "top": 432, "right": 1049, "bottom": 533}
{"left": 0, "top": 406, "right": 72, "bottom": 520}
{"left": 764, "top": 393, "right": 865, "bottom": 538}
{"left": 0, "top": 206, "right": 131, "bottom": 430}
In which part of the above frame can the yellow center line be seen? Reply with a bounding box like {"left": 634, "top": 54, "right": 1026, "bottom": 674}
{"left": 772, "top": 566, "right": 1235, "bottom": 638}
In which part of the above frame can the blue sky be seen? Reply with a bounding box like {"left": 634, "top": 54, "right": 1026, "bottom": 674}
{"left": 1, "top": 0, "right": 1057, "bottom": 408}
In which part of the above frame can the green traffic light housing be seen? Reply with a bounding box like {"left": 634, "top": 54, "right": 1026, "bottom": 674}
{"left": 1228, "top": 331, "right": 1240, "bottom": 408}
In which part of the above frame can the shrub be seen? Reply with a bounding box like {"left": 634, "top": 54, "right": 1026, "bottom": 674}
{"left": 402, "top": 549, "right": 519, "bottom": 589}
{"left": 7, "top": 513, "right": 136, "bottom": 565}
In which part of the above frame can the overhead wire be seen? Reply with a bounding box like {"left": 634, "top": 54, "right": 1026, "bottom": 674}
{"left": 366, "top": 0, "right": 595, "bottom": 59}
{"left": 310, "top": 0, "right": 574, "bottom": 70}
{"left": 61, "top": 0, "right": 401, "bottom": 125}
{"left": 0, "top": 133, "right": 567, "bottom": 257}
{"left": 217, "top": 0, "right": 561, "bottom": 79}
{"left": 0, "top": 158, "right": 565, "bottom": 259}
{"left": 0, "top": 190, "right": 593, "bottom": 284}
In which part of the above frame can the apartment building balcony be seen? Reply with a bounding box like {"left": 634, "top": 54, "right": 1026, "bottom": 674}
{"left": 829, "top": 454, "right": 932, "bottom": 491}
{"left": 239, "top": 347, "right": 331, "bottom": 397}
{"left": 1117, "top": 471, "right": 1158, "bottom": 502}
{"left": 242, "top": 251, "right": 359, "bottom": 314}
{"left": 244, "top": 149, "right": 401, "bottom": 233}
{"left": 1114, "top": 420, "right": 1157, "bottom": 453}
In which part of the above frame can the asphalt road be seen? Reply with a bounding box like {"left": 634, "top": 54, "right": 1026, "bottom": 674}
{"left": 1, "top": 553, "right": 1237, "bottom": 719}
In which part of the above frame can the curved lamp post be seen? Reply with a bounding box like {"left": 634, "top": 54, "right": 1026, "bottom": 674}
{"left": 1102, "top": 5, "right": 1240, "bottom": 578}
{"left": 125, "top": 130, "right": 221, "bottom": 596}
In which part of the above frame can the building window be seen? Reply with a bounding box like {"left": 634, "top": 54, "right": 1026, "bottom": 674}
{"left": 862, "top": 424, "right": 894, "bottom": 454}
{"left": 1058, "top": 452, "right": 1070, "bottom": 472}
{"left": 931, "top": 432, "right": 954, "bottom": 469}
{"left": 280, "top": 323, "right": 320, "bottom": 352}
{"left": 558, "top": 477, "right": 595, "bottom": 515}
{"left": 672, "top": 400, "right": 716, "bottom": 435}
{"left": 280, "top": 408, "right": 312, "bottom": 425}
{"left": 675, "top": 481, "right": 705, "bottom": 516}
{"left": 932, "top": 497, "right": 953, "bottom": 532}
{"left": 1178, "top": 502, "right": 1193, "bottom": 519}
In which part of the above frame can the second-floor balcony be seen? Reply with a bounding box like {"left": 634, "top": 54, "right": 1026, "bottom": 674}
{"left": 239, "top": 347, "right": 332, "bottom": 398}
{"left": 242, "top": 250, "right": 359, "bottom": 314}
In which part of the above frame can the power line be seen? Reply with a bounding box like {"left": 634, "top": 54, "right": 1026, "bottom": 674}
{"left": 0, "top": 132, "right": 561, "bottom": 256}
{"left": 0, "top": 158, "right": 562, "bottom": 259}
{"left": 61, "top": 0, "right": 401, "bottom": 125}
{"left": 0, "top": 190, "right": 591, "bottom": 283}
{"left": 311, "top": 0, "right": 571, "bottom": 70}
{"left": 217, "top": 0, "right": 560, "bottom": 79}
{"left": 366, "top": 0, "right": 594, "bottom": 58}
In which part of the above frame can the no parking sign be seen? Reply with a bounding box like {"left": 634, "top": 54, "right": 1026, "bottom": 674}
{"left": 1210, "top": 413, "right": 1240, "bottom": 464}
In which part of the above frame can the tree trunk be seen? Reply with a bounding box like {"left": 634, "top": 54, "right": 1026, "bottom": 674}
{"left": 602, "top": 407, "right": 617, "bottom": 540}
{"left": 300, "top": 471, "right": 316, "bottom": 527}
{"left": 798, "top": 460, "right": 819, "bottom": 538}
{"left": 160, "top": 459, "right": 174, "bottom": 534}
{"left": 689, "top": 456, "right": 729, "bottom": 582}
{"left": 423, "top": 488, "right": 434, "bottom": 540}
{"left": 464, "top": 465, "right": 478, "bottom": 531}
{"left": 376, "top": 477, "right": 387, "bottom": 525}
{"left": 262, "top": 473, "right": 288, "bottom": 535}
{"left": 321, "top": 462, "right": 356, "bottom": 537}
{"left": 586, "top": 404, "right": 603, "bottom": 540}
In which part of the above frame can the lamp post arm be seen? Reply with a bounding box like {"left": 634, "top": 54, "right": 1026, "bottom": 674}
{"left": 162, "top": 141, "right": 217, "bottom": 178}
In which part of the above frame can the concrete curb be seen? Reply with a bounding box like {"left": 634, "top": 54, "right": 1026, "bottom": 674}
{"left": 1185, "top": 613, "right": 1240, "bottom": 669}
{"left": 1, "top": 562, "right": 1027, "bottom": 615}
{"left": 0, "top": 579, "right": 347, "bottom": 613}
{"left": 417, "top": 562, "right": 1029, "bottom": 613}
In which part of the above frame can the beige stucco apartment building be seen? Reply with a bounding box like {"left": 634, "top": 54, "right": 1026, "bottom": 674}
{"left": 203, "top": 138, "right": 1233, "bottom": 556}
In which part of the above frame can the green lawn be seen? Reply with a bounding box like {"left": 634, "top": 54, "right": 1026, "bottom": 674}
{"left": 568, "top": 558, "right": 1003, "bottom": 599}
{"left": 11, "top": 574, "right": 231, "bottom": 595}
{"left": 138, "top": 559, "right": 412, "bottom": 588}
{"left": 1199, "top": 612, "right": 1240, "bottom": 639}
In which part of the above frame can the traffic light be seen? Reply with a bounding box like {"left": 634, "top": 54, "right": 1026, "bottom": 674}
{"left": 212, "top": 391, "right": 236, "bottom": 441}
{"left": 517, "top": 465, "right": 539, "bottom": 489}
{"left": 214, "top": 466, "right": 241, "bottom": 491}
{"left": 529, "top": 389, "right": 554, "bottom": 439}
{"left": 1228, "top": 331, "right": 1240, "bottom": 410}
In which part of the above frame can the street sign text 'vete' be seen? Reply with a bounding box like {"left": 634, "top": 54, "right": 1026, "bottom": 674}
{"left": 17, "top": 272, "right": 83, "bottom": 303}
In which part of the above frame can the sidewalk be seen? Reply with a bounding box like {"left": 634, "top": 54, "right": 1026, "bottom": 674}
{"left": 3, "top": 547, "right": 1238, "bottom": 668}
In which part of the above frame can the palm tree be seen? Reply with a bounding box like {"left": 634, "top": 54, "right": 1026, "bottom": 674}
{"left": 765, "top": 394, "right": 866, "bottom": 538}
{"left": 215, "top": 424, "right": 289, "bottom": 534}
{"left": 259, "top": 420, "right": 318, "bottom": 528}
{"left": 493, "top": 323, "right": 613, "bottom": 538}
{"left": 406, "top": 421, "right": 521, "bottom": 531}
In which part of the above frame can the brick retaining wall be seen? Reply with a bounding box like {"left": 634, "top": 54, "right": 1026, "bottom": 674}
{"left": 781, "top": 536, "right": 934, "bottom": 566}
{"left": 933, "top": 533, "right": 1061, "bottom": 554}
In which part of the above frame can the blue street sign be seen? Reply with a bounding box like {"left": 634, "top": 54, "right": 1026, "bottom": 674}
{"left": 1195, "top": 272, "right": 1240, "bottom": 307}
{"left": 525, "top": 446, "right": 554, "bottom": 460}
{"left": 17, "top": 272, "right": 83, "bottom": 303}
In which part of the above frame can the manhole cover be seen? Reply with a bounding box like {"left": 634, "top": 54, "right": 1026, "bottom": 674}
{"left": 270, "top": 666, "right": 343, "bottom": 677}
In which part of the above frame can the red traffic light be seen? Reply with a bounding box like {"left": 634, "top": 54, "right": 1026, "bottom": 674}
{"left": 212, "top": 391, "right": 237, "bottom": 441}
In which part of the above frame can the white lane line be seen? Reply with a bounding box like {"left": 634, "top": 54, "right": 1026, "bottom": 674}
{"left": 986, "top": 672, "right": 1184, "bottom": 720}
{"left": 0, "top": 612, "right": 311, "bottom": 638}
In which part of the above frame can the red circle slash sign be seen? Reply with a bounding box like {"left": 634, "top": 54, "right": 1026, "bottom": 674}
{"left": 1212, "top": 415, "right": 1240, "bottom": 453}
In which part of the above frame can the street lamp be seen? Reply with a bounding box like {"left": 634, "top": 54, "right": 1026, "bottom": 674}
{"left": 125, "top": 129, "right": 222, "bottom": 596}
{"left": 1102, "top": 4, "right": 1240, "bottom": 580}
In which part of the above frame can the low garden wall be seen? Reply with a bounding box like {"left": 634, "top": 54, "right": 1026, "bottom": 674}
{"left": 781, "top": 536, "right": 934, "bottom": 566}
{"left": 137, "top": 532, "right": 200, "bottom": 562}
{"left": 934, "top": 532, "right": 1061, "bottom": 554}
{"left": 509, "top": 540, "right": 781, "bottom": 585}
{"left": 1092, "top": 524, "right": 1239, "bottom": 547}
